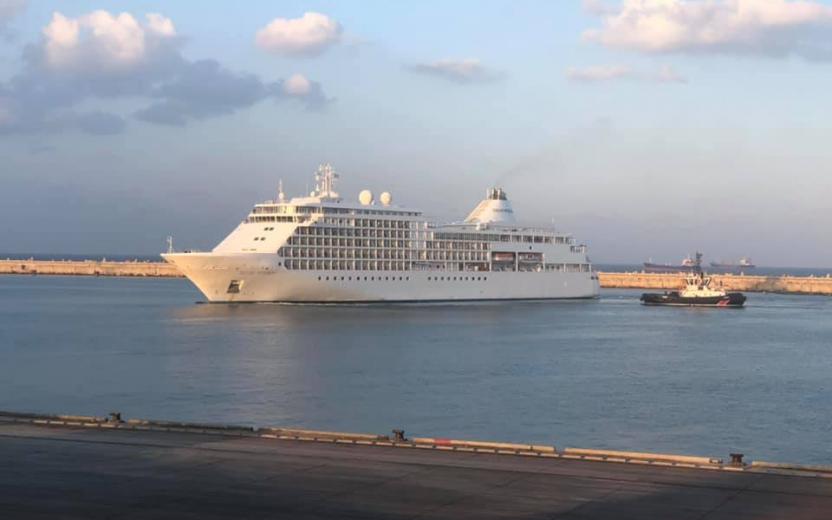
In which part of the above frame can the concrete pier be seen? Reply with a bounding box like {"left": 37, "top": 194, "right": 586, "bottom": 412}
{"left": 2, "top": 259, "right": 831, "bottom": 295}
{"left": 2, "top": 412, "right": 831, "bottom": 519}
{"left": 598, "top": 271, "right": 832, "bottom": 296}
{"left": 0, "top": 258, "right": 182, "bottom": 277}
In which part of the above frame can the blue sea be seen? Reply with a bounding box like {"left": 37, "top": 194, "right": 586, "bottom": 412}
{"left": 1, "top": 275, "right": 830, "bottom": 465}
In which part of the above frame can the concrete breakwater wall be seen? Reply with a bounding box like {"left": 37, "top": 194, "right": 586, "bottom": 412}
{"left": 0, "top": 259, "right": 182, "bottom": 278}
{"left": 2, "top": 259, "right": 831, "bottom": 295}
{"left": 598, "top": 272, "right": 832, "bottom": 296}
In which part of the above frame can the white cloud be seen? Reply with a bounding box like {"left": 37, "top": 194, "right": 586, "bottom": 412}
{"left": 409, "top": 59, "right": 504, "bottom": 84}
{"left": 1, "top": 10, "right": 330, "bottom": 136}
{"left": 654, "top": 64, "right": 688, "bottom": 83}
{"left": 566, "top": 64, "right": 688, "bottom": 84}
{"left": 566, "top": 64, "right": 633, "bottom": 82}
{"left": 583, "top": 0, "right": 832, "bottom": 59}
{"left": 42, "top": 10, "right": 177, "bottom": 71}
{"left": 282, "top": 73, "right": 311, "bottom": 96}
{"left": 146, "top": 13, "right": 176, "bottom": 38}
{"left": 256, "top": 12, "right": 342, "bottom": 57}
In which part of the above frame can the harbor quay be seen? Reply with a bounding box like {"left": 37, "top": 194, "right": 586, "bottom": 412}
{"left": 2, "top": 411, "right": 832, "bottom": 519}
{"left": 3, "top": 258, "right": 832, "bottom": 295}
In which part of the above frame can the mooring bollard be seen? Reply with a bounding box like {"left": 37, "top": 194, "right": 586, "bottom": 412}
{"left": 392, "top": 429, "right": 406, "bottom": 442}
{"left": 730, "top": 453, "right": 744, "bottom": 466}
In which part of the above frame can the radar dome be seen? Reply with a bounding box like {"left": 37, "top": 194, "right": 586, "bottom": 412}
{"left": 380, "top": 192, "right": 392, "bottom": 206}
{"left": 359, "top": 190, "right": 374, "bottom": 205}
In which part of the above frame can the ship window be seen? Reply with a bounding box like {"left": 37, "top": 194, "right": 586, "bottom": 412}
{"left": 227, "top": 280, "right": 242, "bottom": 294}
{"left": 318, "top": 276, "right": 321, "bottom": 281}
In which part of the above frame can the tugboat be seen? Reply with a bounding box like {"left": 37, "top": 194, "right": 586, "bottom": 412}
{"left": 640, "top": 270, "right": 746, "bottom": 308}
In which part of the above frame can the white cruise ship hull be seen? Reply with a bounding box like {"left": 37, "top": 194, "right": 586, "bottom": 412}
{"left": 163, "top": 253, "right": 600, "bottom": 303}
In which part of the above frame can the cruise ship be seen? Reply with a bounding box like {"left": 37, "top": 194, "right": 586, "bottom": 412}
{"left": 163, "top": 164, "right": 600, "bottom": 303}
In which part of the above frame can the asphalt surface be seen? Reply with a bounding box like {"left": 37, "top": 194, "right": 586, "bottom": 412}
{"left": 1, "top": 422, "right": 831, "bottom": 519}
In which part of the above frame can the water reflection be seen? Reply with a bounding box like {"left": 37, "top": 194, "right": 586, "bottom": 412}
{"left": 1, "top": 276, "right": 831, "bottom": 464}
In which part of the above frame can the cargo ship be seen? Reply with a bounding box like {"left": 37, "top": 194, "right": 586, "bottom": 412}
{"left": 709, "top": 257, "right": 755, "bottom": 274}
{"left": 643, "top": 252, "right": 702, "bottom": 273}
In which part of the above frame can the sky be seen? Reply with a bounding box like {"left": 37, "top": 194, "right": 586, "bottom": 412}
{"left": 1, "top": 0, "right": 831, "bottom": 267}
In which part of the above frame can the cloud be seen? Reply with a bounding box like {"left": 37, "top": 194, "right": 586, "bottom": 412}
{"left": 0, "top": 10, "right": 331, "bottom": 136}
{"left": 256, "top": 12, "right": 342, "bottom": 57}
{"left": 0, "top": 0, "right": 28, "bottom": 38}
{"left": 566, "top": 64, "right": 633, "bottom": 82}
{"left": 42, "top": 11, "right": 177, "bottom": 72}
{"left": 654, "top": 64, "right": 688, "bottom": 83}
{"left": 409, "top": 59, "right": 504, "bottom": 84}
{"left": 583, "top": 0, "right": 832, "bottom": 60}
{"left": 283, "top": 73, "right": 311, "bottom": 95}
{"left": 135, "top": 65, "right": 330, "bottom": 126}
{"left": 566, "top": 64, "right": 688, "bottom": 84}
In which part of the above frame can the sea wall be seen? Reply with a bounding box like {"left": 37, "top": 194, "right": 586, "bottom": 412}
{"left": 2, "top": 259, "right": 831, "bottom": 295}
{"left": 598, "top": 272, "right": 832, "bottom": 296}
{"left": 0, "top": 259, "right": 183, "bottom": 278}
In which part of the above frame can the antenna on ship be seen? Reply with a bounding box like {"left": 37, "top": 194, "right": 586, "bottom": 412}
{"left": 166, "top": 236, "right": 174, "bottom": 254}
{"left": 313, "top": 163, "right": 340, "bottom": 199}
{"left": 278, "top": 179, "right": 285, "bottom": 202}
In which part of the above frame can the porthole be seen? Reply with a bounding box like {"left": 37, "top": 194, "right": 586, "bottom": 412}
{"left": 325, "top": 276, "right": 330, "bottom": 281}
{"left": 317, "top": 276, "right": 321, "bottom": 281}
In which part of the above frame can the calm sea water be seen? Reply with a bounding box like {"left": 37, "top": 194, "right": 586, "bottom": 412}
{"left": 1, "top": 275, "right": 830, "bottom": 464}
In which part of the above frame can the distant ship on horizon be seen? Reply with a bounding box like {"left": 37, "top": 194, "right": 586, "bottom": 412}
{"left": 643, "top": 252, "right": 702, "bottom": 273}
{"left": 643, "top": 252, "right": 756, "bottom": 274}
{"left": 709, "top": 257, "right": 756, "bottom": 274}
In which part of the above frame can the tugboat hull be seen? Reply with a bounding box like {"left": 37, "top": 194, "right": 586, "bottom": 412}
{"left": 640, "top": 292, "right": 746, "bottom": 307}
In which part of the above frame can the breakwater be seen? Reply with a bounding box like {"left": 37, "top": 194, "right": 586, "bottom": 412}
{"left": 598, "top": 272, "right": 832, "bottom": 296}
{"left": 0, "top": 258, "right": 182, "bottom": 278}
{"left": 2, "top": 259, "right": 831, "bottom": 295}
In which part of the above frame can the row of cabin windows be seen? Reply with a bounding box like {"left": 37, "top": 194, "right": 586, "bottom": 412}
{"left": 318, "top": 275, "right": 411, "bottom": 282}
{"left": 282, "top": 259, "right": 590, "bottom": 273}
{"left": 434, "top": 232, "right": 568, "bottom": 245}
{"left": 291, "top": 229, "right": 414, "bottom": 240}
{"left": 285, "top": 260, "right": 411, "bottom": 271}
{"left": 427, "top": 276, "right": 488, "bottom": 282}
{"left": 296, "top": 225, "right": 567, "bottom": 245}
{"left": 297, "top": 219, "right": 416, "bottom": 232}
{"left": 279, "top": 247, "right": 489, "bottom": 262}
{"left": 252, "top": 205, "right": 421, "bottom": 217}
{"left": 247, "top": 216, "right": 298, "bottom": 223}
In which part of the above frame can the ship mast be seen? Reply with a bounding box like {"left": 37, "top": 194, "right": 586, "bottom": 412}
{"left": 313, "top": 163, "right": 341, "bottom": 201}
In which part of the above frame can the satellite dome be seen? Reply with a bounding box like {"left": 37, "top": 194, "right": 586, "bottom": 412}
{"left": 359, "top": 190, "right": 374, "bottom": 205}
{"left": 380, "top": 192, "right": 392, "bottom": 206}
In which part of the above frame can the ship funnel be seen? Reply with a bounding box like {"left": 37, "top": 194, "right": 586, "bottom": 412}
{"left": 464, "top": 187, "right": 516, "bottom": 225}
